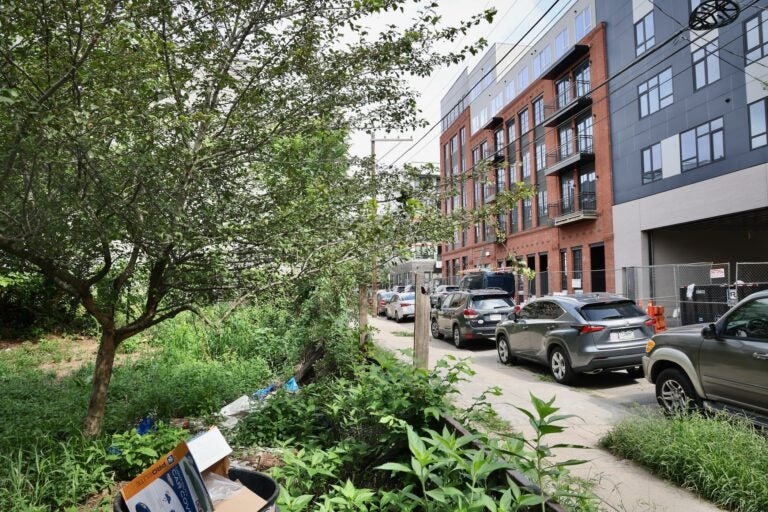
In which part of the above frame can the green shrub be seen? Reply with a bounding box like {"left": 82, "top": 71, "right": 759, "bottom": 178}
{"left": 602, "top": 411, "right": 768, "bottom": 512}
{"left": 106, "top": 422, "right": 189, "bottom": 480}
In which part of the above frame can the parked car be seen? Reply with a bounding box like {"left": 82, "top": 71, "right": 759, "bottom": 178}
{"left": 431, "top": 289, "right": 515, "bottom": 348}
{"left": 495, "top": 294, "right": 653, "bottom": 384}
{"left": 375, "top": 290, "right": 394, "bottom": 316}
{"left": 643, "top": 290, "right": 768, "bottom": 424}
{"left": 460, "top": 270, "right": 516, "bottom": 297}
{"left": 386, "top": 292, "right": 415, "bottom": 322}
{"left": 430, "top": 285, "right": 459, "bottom": 307}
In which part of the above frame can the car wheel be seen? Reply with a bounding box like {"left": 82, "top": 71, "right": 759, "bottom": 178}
{"left": 626, "top": 367, "right": 644, "bottom": 379}
{"left": 431, "top": 319, "right": 443, "bottom": 339}
{"left": 453, "top": 325, "right": 465, "bottom": 349}
{"left": 548, "top": 346, "right": 576, "bottom": 385}
{"left": 497, "top": 335, "right": 515, "bottom": 365}
{"left": 656, "top": 368, "right": 701, "bottom": 414}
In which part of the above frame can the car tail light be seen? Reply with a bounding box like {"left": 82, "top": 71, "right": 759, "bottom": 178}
{"left": 576, "top": 324, "right": 605, "bottom": 334}
{"left": 463, "top": 308, "right": 479, "bottom": 319}
{"left": 379, "top": 300, "right": 387, "bottom": 306}
{"left": 645, "top": 340, "right": 655, "bottom": 353}
{"left": 400, "top": 302, "right": 412, "bottom": 307}
{"left": 644, "top": 318, "right": 656, "bottom": 334}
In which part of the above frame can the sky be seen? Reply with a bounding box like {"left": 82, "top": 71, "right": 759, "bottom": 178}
{"left": 348, "top": 0, "right": 553, "bottom": 167}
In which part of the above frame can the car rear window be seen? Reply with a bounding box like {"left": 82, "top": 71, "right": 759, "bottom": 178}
{"left": 580, "top": 301, "right": 645, "bottom": 321}
{"left": 400, "top": 293, "right": 415, "bottom": 300}
{"left": 471, "top": 296, "right": 514, "bottom": 309}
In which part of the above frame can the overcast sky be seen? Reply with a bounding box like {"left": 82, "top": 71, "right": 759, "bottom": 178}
{"left": 348, "top": 0, "right": 555, "bottom": 167}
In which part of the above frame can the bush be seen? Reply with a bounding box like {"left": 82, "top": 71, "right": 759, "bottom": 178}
{"left": 602, "top": 411, "right": 768, "bottom": 512}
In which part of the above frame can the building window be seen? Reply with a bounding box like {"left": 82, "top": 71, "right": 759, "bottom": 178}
{"left": 559, "top": 125, "right": 575, "bottom": 158}
{"left": 560, "top": 249, "right": 567, "bottom": 291}
{"left": 745, "top": 10, "right": 768, "bottom": 65}
{"left": 479, "top": 139, "right": 489, "bottom": 159}
{"left": 505, "top": 79, "right": 516, "bottom": 102}
{"left": 474, "top": 223, "right": 480, "bottom": 243}
{"left": 535, "top": 141, "right": 547, "bottom": 171}
{"left": 496, "top": 166, "right": 506, "bottom": 193}
{"left": 522, "top": 198, "right": 532, "bottom": 229}
{"left": 537, "top": 189, "right": 548, "bottom": 222}
{"left": 519, "top": 108, "right": 530, "bottom": 135}
{"left": 518, "top": 67, "right": 529, "bottom": 91}
{"left": 641, "top": 143, "right": 662, "bottom": 184}
{"left": 497, "top": 213, "right": 507, "bottom": 234}
{"left": 510, "top": 204, "right": 518, "bottom": 233}
{"left": 459, "top": 127, "right": 466, "bottom": 172}
{"left": 461, "top": 179, "right": 467, "bottom": 209}
{"left": 521, "top": 146, "right": 531, "bottom": 179}
{"left": 483, "top": 221, "right": 492, "bottom": 241}
{"left": 533, "top": 96, "right": 545, "bottom": 125}
{"left": 639, "top": 67, "right": 673, "bottom": 118}
{"left": 555, "top": 78, "right": 571, "bottom": 108}
{"left": 555, "top": 28, "right": 569, "bottom": 58}
{"left": 533, "top": 45, "right": 551, "bottom": 78}
{"left": 693, "top": 40, "right": 720, "bottom": 90}
{"left": 680, "top": 117, "right": 724, "bottom": 171}
{"left": 749, "top": 99, "right": 767, "bottom": 149}
{"left": 494, "top": 129, "right": 504, "bottom": 159}
{"left": 450, "top": 135, "right": 459, "bottom": 175}
{"left": 576, "top": 115, "right": 593, "bottom": 152}
{"left": 574, "top": 61, "right": 591, "bottom": 97}
{"left": 572, "top": 247, "right": 583, "bottom": 286}
{"left": 579, "top": 168, "right": 596, "bottom": 210}
{"left": 575, "top": 6, "right": 592, "bottom": 41}
{"left": 507, "top": 121, "right": 517, "bottom": 165}
{"left": 635, "top": 12, "right": 655, "bottom": 56}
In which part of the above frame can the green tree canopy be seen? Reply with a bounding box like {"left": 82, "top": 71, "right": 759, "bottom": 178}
{"left": 0, "top": 0, "right": 495, "bottom": 435}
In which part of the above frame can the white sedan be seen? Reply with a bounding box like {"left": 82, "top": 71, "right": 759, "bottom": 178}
{"left": 386, "top": 292, "right": 415, "bottom": 322}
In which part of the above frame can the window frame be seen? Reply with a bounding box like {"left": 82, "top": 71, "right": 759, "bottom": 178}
{"left": 638, "top": 67, "right": 673, "bottom": 118}
{"left": 749, "top": 98, "right": 768, "bottom": 150}
{"left": 519, "top": 108, "right": 530, "bottom": 136}
{"left": 744, "top": 10, "right": 768, "bottom": 65}
{"left": 641, "top": 142, "right": 662, "bottom": 184}
{"left": 692, "top": 39, "right": 720, "bottom": 91}
{"left": 680, "top": 117, "right": 725, "bottom": 171}
{"left": 533, "top": 96, "right": 545, "bottom": 125}
{"left": 635, "top": 12, "right": 655, "bottom": 56}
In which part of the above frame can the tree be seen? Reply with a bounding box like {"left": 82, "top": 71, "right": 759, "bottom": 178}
{"left": 0, "top": 0, "right": 495, "bottom": 435}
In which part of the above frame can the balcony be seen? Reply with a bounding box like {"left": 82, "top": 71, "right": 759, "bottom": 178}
{"left": 543, "top": 80, "right": 592, "bottom": 127}
{"left": 548, "top": 191, "right": 597, "bottom": 226}
{"left": 545, "top": 135, "right": 594, "bottom": 176}
{"left": 541, "top": 44, "right": 589, "bottom": 80}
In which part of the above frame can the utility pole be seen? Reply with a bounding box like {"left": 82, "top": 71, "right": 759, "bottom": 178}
{"left": 413, "top": 272, "right": 430, "bottom": 368}
{"left": 370, "top": 132, "right": 412, "bottom": 313}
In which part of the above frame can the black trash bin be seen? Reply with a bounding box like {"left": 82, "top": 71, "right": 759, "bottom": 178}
{"left": 113, "top": 468, "right": 279, "bottom": 512}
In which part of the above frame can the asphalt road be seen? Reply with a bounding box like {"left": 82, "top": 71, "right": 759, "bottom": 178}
{"left": 370, "top": 314, "right": 722, "bottom": 512}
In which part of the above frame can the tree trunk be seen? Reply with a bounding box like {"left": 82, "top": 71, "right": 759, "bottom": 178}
{"left": 83, "top": 330, "right": 119, "bottom": 437}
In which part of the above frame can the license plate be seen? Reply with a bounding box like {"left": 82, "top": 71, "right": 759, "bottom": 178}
{"left": 488, "top": 314, "right": 502, "bottom": 321}
{"left": 610, "top": 330, "right": 636, "bottom": 342}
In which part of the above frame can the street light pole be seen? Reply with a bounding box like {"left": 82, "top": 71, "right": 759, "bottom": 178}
{"left": 370, "top": 132, "right": 412, "bottom": 313}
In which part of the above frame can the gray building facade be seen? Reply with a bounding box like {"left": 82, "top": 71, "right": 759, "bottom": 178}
{"left": 599, "top": 0, "right": 768, "bottom": 276}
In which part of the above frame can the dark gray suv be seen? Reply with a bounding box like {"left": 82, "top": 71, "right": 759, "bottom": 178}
{"left": 495, "top": 294, "right": 654, "bottom": 384}
{"left": 644, "top": 290, "right": 768, "bottom": 424}
{"left": 430, "top": 289, "right": 514, "bottom": 348}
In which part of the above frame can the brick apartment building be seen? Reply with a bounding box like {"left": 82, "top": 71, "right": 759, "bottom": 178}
{"left": 439, "top": 0, "right": 613, "bottom": 300}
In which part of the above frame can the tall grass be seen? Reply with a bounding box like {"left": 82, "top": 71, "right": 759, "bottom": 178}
{"left": 602, "top": 411, "right": 768, "bottom": 512}
{"left": 0, "top": 296, "right": 341, "bottom": 510}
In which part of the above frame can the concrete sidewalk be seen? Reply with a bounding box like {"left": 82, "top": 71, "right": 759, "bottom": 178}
{"left": 370, "top": 315, "right": 722, "bottom": 512}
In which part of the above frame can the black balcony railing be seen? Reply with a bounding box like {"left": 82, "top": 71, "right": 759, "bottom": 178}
{"left": 545, "top": 135, "right": 593, "bottom": 168}
{"left": 545, "top": 80, "right": 591, "bottom": 114}
{"left": 548, "top": 191, "right": 596, "bottom": 219}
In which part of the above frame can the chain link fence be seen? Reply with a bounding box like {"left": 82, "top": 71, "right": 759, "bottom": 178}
{"left": 438, "top": 262, "right": 768, "bottom": 328}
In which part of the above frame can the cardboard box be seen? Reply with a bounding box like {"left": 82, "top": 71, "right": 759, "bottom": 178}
{"left": 214, "top": 486, "right": 268, "bottom": 512}
{"left": 188, "top": 427, "right": 232, "bottom": 476}
{"left": 121, "top": 442, "right": 214, "bottom": 512}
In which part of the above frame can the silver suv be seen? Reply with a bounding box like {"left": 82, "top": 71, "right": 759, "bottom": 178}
{"left": 644, "top": 290, "right": 768, "bottom": 424}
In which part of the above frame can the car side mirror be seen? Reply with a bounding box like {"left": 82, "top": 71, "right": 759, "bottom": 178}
{"left": 701, "top": 323, "right": 717, "bottom": 340}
